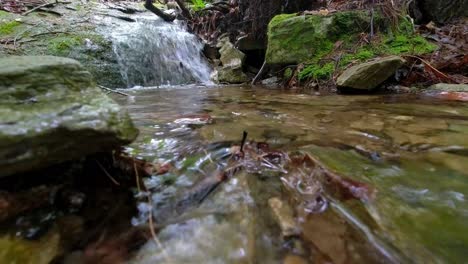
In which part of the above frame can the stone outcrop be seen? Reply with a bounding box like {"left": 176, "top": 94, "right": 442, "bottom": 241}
{"left": 336, "top": 56, "right": 406, "bottom": 90}
{"left": 214, "top": 37, "right": 249, "bottom": 83}
{"left": 0, "top": 56, "right": 138, "bottom": 177}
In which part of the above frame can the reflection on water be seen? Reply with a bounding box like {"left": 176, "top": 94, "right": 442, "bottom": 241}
{"left": 114, "top": 85, "right": 468, "bottom": 263}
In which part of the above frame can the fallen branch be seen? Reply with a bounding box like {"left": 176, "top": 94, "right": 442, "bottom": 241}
{"left": 174, "top": 0, "right": 192, "bottom": 20}
{"left": 144, "top": 0, "right": 175, "bottom": 22}
{"left": 99, "top": 85, "right": 131, "bottom": 97}
{"left": 404, "top": 55, "right": 457, "bottom": 84}
{"left": 22, "top": 2, "right": 55, "bottom": 16}
{"left": 98, "top": 13, "right": 136, "bottom": 22}
{"left": 252, "top": 61, "right": 267, "bottom": 85}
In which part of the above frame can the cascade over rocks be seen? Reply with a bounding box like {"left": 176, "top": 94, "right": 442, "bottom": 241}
{"left": 336, "top": 56, "right": 406, "bottom": 90}
{"left": 0, "top": 56, "right": 138, "bottom": 177}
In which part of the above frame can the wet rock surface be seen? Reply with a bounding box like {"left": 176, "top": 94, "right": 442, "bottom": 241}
{"left": 0, "top": 56, "right": 138, "bottom": 177}
{"left": 0, "top": 1, "right": 144, "bottom": 87}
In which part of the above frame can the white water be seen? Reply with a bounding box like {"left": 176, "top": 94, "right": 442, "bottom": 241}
{"left": 110, "top": 15, "right": 212, "bottom": 87}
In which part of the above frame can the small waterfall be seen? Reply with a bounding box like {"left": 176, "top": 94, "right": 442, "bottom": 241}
{"left": 110, "top": 16, "right": 212, "bottom": 87}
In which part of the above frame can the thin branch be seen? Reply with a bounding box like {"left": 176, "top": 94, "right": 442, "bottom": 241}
{"left": 174, "top": 0, "right": 192, "bottom": 20}
{"left": 96, "top": 160, "right": 121, "bottom": 186}
{"left": 22, "top": 2, "right": 56, "bottom": 16}
{"left": 99, "top": 85, "right": 131, "bottom": 96}
{"left": 144, "top": 0, "right": 176, "bottom": 22}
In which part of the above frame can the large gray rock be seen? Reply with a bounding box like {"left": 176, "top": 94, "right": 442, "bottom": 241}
{"left": 417, "top": 0, "right": 468, "bottom": 23}
{"left": 337, "top": 56, "right": 406, "bottom": 90}
{"left": 428, "top": 83, "right": 468, "bottom": 92}
{"left": 0, "top": 56, "right": 138, "bottom": 177}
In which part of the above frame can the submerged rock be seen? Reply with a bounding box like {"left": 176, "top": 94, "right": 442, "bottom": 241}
{"left": 0, "top": 56, "right": 138, "bottom": 177}
{"left": 428, "top": 83, "right": 468, "bottom": 92}
{"left": 337, "top": 56, "right": 406, "bottom": 90}
{"left": 268, "top": 197, "right": 301, "bottom": 237}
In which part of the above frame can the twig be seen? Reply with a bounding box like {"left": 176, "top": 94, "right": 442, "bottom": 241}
{"left": 96, "top": 160, "right": 121, "bottom": 186}
{"left": 22, "top": 2, "right": 56, "bottom": 16}
{"left": 252, "top": 60, "right": 267, "bottom": 85}
{"left": 133, "top": 160, "right": 142, "bottom": 192}
{"left": 135, "top": 161, "right": 172, "bottom": 263}
{"left": 370, "top": 0, "right": 375, "bottom": 39}
{"left": 98, "top": 85, "right": 130, "bottom": 96}
{"left": 30, "top": 31, "right": 69, "bottom": 38}
{"left": 404, "top": 55, "right": 456, "bottom": 83}
{"left": 240, "top": 131, "right": 247, "bottom": 153}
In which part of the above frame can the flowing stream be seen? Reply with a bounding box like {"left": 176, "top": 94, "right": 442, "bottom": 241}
{"left": 111, "top": 86, "right": 468, "bottom": 263}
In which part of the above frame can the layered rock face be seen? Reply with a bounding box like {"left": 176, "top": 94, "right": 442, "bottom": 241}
{"left": 0, "top": 56, "right": 138, "bottom": 177}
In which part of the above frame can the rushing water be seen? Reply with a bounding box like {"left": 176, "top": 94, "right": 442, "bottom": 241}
{"left": 109, "top": 16, "right": 212, "bottom": 87}
{"left": 112, "top": 85, "right": 468, "bottom": 263}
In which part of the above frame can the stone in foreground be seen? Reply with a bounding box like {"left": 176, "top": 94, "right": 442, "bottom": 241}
{"left": 0, "top": 56, "right": 138, "bottom": 177}
{"left": 337, "top": 56, "right": 406, "bottom": 90}
{"left": 428, "top": 83, "right": 468, "bottom": 92}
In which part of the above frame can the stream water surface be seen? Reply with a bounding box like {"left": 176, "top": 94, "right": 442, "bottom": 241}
{"left": 111, "top": 85, "right": 468, "bottom": 263}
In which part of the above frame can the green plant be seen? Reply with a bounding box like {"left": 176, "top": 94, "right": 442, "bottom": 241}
{"left": 191, "top": 0, "right": 206, "bottom": 11}
{"left": 299, "top": 62, "right": 335, "bottom": 81}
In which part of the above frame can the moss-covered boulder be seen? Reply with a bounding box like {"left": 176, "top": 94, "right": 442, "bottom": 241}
{"left": 0, "top": 56, "right": 138, "bottom": 177}
{"left": 336, "top": 56, "right": 405, "bottom": 89}
{"left": 265, "top": 11, "right": 384, "bottom": 65}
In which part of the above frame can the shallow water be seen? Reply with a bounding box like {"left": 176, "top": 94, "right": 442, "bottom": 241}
{"left": 114, "top": 85, "right": 468, "bottom": 263}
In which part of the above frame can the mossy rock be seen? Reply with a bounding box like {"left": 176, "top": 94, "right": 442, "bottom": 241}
{"left": 0, "top": 56, "right": 138, "bottom": 177}
{"left": 266, "top": 11, "right": 437, "bottom": 84}
{"left": 265, "top": 11, "right": 384, "bottom": 65}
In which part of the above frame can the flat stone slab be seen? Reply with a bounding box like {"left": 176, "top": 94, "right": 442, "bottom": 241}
{"left": 337, "top": 56, "right": 406, "bottom": 89}
{"left": 0, "top": 56, "right": 138, "bottom": 177}
{"left": 428, "top": 83, "right": 468, "bottom": 92}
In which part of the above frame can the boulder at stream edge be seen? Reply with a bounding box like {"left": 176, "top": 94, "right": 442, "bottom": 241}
{"left": 337, "top": 56, "right": 406, "bottom": 90}
{"left": 0, "top": 56, "right": 138, "bottom": 177}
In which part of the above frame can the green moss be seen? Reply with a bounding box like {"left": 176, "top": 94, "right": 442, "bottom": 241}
{"left": 48, "top": 36, "right": 82, "bottom": 55}
{"left": 283, "top": 68, "right": 293, "bottom": 79}
{"left": 384, "top": 34, "right": 437, "bottom": 55}
{"left": 265, "top": 14, "right": 335, "bottom": 64}
{"left": 299, "top": 62, "right": 335, "bottom": 81}
{"left": 0, "top": 21, "right": 20, "bottom": 36}
{"left": 47, "top": 33, "right": 109, "bottom": 56}
{"left": 355, "top": 49, "right": 375, "bottom": 60}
